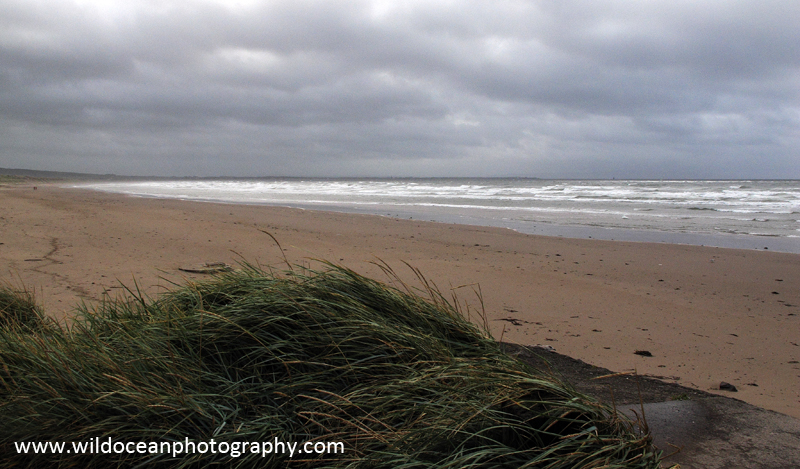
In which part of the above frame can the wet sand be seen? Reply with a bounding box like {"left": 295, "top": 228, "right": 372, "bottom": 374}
{"left": 2, "top": 183, "right": 799, "bottom": 418}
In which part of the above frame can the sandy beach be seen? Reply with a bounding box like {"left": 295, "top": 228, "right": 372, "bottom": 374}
{"left": 1, "top": 183, "right": 799, "bottom": 418}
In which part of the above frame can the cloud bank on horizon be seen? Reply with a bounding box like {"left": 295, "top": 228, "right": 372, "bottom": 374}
{"left": 1, "top": 0, "right": 799, "bottom": 178}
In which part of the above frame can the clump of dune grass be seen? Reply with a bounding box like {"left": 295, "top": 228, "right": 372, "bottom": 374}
{"left": 0, "top": 284, "right": 48, "bottom": 331}
{"left": 0, "top": 262, "right": 662, "bottom": 468}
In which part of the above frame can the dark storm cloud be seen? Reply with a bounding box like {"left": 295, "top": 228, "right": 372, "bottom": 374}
{"left": 1, "top": 0, "right": 798, "bottom": 177}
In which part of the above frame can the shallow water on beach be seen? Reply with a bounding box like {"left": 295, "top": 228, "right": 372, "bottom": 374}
{"left": 74, "top": 179, "right": 800, "bottom": 252}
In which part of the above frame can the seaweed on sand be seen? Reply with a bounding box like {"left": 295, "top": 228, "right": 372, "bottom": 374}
{"left": 0, "top": 262, "right": 662, "bottom": 468}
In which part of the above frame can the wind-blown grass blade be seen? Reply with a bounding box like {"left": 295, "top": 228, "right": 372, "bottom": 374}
{"left": 0, "top": 263, "right": 662, "bottom": 468}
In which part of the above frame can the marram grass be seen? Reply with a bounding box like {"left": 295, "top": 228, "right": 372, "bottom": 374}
{"left": 0, "top": 262, "right": 662, "bottom": 468}
{"left": 0, "top": 283, "right": 49, "bottom": 332}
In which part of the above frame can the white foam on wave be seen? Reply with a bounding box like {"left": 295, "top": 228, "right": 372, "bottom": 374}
{"left": 72, "top": 179, "right": 800, "bottom": 240}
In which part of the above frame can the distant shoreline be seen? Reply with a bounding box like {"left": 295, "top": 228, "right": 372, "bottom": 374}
{"left": 71, "top": 179, "right": 800, "bottom": 254}
{"left": 247, "top": 199, "right": 800, "bottom": 253}
{"left": 5, "top": 166, "right": 799, "bottom": 252}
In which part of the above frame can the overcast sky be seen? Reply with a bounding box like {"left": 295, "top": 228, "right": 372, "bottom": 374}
{"left": 1, "top": 1, "right": 799, "bottom": 178}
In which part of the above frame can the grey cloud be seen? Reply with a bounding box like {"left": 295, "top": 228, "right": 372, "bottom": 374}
{"left": 1, "top": 0, "right": 798, "bottom": 177}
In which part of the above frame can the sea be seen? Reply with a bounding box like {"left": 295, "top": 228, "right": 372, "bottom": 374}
{"left": 73, "top": 179, "right": 800, "bottom": 253}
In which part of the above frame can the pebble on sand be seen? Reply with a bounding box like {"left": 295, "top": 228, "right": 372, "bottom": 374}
{"left": 720, "top": 382, "right": 738, "bottom": 392}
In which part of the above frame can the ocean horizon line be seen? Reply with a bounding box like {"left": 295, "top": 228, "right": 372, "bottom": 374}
{"left": 4, "top": 167, "right": 800, "bottom": 183}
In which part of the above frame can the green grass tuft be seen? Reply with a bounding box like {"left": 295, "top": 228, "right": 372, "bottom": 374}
{"left": 0, "top": 284, "right": 49, "bottom": 331}
{"left": 0, "top": 262, "right": 662, "bottom": 468}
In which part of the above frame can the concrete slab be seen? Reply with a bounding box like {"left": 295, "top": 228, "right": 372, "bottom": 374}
{"left": 624, "top": 396, "right": 800, "bottom": 468}
{"left": 504, "top": 343, "right": 800, "bottom": 469}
